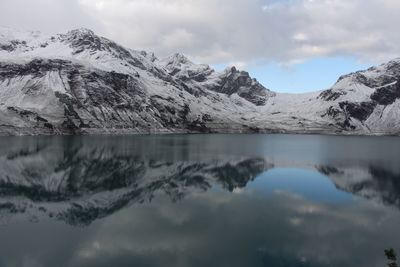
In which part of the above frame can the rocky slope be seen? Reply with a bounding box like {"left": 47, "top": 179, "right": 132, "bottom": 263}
{"left": 0, "top": 26, "right": 399, "bottom": 135}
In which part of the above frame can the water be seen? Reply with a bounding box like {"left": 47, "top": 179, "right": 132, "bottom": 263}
{"left": 0, "top": 134, "right": 399, "bottom": 267}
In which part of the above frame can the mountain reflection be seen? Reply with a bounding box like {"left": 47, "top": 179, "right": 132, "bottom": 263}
{"left": 0, "top": 135, "right": 399, "bottom": 226}
{"left": 0, "top": 136, "right": 272, "bottom": 225}
{"left": 317, "top": 164, "right": 400, "bottom": 209}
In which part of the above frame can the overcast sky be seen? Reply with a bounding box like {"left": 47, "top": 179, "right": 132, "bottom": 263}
{"left": 0, "top": 0, "right": 399, "bottom": 92}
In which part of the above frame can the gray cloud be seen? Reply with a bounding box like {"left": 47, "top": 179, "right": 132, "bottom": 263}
{"left": 0, "top": 0, "right": 102, "bottom": 34}
{"left": 0, "top": 0, "right": 400, "bottom": 65}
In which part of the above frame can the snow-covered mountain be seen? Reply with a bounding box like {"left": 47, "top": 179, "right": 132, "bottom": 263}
{"left": 0, "top": 27, "right": 399, "bottom": 135}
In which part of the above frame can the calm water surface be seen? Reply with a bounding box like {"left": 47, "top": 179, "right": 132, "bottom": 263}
{"left": 0, "top": 134, "right": 399, "bottom": 267}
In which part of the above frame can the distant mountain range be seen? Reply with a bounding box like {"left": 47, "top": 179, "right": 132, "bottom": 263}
{"left": 0, "top": 27, "right": 399, "bottom": 135}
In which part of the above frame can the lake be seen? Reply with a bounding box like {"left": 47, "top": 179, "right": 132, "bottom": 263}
{"left": 0, "top": 134, "right": 399, "bottom": 267}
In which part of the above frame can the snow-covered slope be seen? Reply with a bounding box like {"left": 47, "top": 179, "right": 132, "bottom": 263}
{"left": 0, "top": 27, "right": 399, "bottom": 135}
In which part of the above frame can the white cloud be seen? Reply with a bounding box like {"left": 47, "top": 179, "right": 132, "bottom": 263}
{"left": 1, "top": 0, "right": 400, "bottom": 65}
{"left": 161, "top": 28, "right": 196, "bottom": 50}
{"left": 0, "top": 0, "right": 101, "bottom": 34}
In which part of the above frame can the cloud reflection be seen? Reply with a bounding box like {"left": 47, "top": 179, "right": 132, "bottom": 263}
{"left": 0, "top": 135, "right": 398, "bottom": 267}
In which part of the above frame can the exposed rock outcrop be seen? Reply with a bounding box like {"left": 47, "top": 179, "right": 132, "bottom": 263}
{"left": 0, "top": 27, "right": 400, "bottom": 135}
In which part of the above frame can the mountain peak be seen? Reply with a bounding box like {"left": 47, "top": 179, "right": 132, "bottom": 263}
{"left": 1, "top": 26, "right": 400, "bottom": 135}
{"left": 66, "top": 28, "right": 95, "bottom": 37}
{"left": 160, "top": 52, "right": 193, "bottom": 67}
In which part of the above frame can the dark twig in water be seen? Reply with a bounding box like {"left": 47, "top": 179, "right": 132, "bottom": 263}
{"left": 385, "top": 248, "right": 398, "bottom": 267}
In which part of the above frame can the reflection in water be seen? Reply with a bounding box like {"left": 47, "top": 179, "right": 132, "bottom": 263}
{"left": 0, "top": 134, "right": 399, "bottom": 267}
{"left": 0, "top": 137, "right": 272, "bottom": 225}
{"left": 318, "top": 164, "right": 400, "bottom": 209}
{"left": 385, "top": 248, "right": 398, "bottom": 267}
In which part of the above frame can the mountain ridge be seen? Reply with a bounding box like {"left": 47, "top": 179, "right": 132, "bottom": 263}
{"left": 0, "top": 27, "right": 399, "bottom": 136}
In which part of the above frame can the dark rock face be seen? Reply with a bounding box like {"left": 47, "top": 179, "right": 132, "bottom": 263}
{"left": 321, "top": 106, "right": 342, "bottom": 119}
{"left": 161, "top": 54, "right": 273, "bottom": 106}
{"left": 0, "top": 40, "right": 27, "bottom": 52}
{"left": 331, "top": 61, "right": 400, "bottom": 97}
{"left": 0, "top": 58, "right": 64, "bottom": 78}
{"left": 336, "top": 71, "right": 394, "bottom": 89}
{"left": 60, "top": 29, "right": 150, "bottom": 71}
{"left": 0, "top": 44, "right": 14, "bottom": 52}
{"left": 319, "top": 89, "right": 347, "bottom": 101}
{"left": 338, "top": 101, "right": 377, "bottom": 122}
{"left": 323, "top": 101, "right": 377, "bottom": 131}
{"left": 62, "top": 29, "right": 129, "bottom": 58}
{"left": 211, "top": 67, "right": 274, "bottom": 106}
{"left": 6, "top": 106, "right": 53, "bottom": 130}
{"left": 162, "top": 53, "right": 215, "bottom": 83}
{"left": 370, "top": 81, "right": 400, "bottom": 105}
{"left": 319, "top": 60, "right": 400, "bottom": 132}
{"left": 2, "top": 27, "right": 400, "bottom": 136}
{"left": 0, "top": 58, "right": 207, "bottom": 134}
